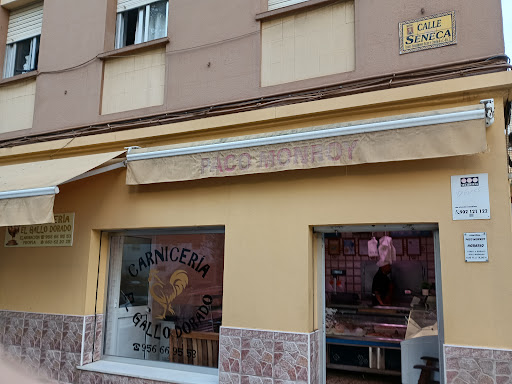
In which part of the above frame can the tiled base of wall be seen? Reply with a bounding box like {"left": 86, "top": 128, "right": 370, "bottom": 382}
{"left": 79, "top": 372, "right": 175, "bottom": 384}
{"left": 1, "top": 311, "right": 322, "bottom": 384}
{"left": 0, "top": 310, "right": 103, "bottom": 384}
{"left": 445, "top": 345, "right": 512, "bottom": 384}
{"left": 219, "top": 327, "right": 320, "bottom": 384}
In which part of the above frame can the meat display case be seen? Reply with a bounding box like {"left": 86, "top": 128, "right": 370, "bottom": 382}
{"left": 325, "top": 305, "right": 410, "bottom": 375}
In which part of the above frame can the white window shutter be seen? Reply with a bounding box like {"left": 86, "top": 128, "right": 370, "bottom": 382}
{"left": 6, "top": 1, "right": 44, "bottom": 44}
{"left": 117, "top": 0, "right": 154, "bottom": 13}
{"left": 268, "top": 0, "right": 309, "bottom": 11}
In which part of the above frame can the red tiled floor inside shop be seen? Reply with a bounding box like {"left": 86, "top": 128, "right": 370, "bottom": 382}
{"left": 326, "top": 369, "right": 402, "bottom": 383}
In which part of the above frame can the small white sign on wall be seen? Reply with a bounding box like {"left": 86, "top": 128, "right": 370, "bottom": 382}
{"left": 451, "top": 173, "right": 490, "bottom": 220}
{"left": 464, "top": 232, "right": 488, "bottom": 262}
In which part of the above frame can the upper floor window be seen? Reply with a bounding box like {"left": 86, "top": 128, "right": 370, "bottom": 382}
{"left": 268, "top": 0, "right": 308, "bottom": 11}
{"left": 115, "top": 0, "right": 168, "bottom": 49}
{"left": 2, "top": 1, "right": 43, "bottom": 79}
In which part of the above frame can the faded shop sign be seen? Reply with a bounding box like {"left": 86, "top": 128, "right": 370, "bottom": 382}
{"left": 127, "top": 113, "right": 486, "bottom": 185}
{"left": 128, "top": 135, "right": 361, "bottom": 184}
{"left": 198, "top": 140, "right": 359, "bottom": 176}
{"left": 4, "top": 213, "right": 75, "bottom": 247}
{"left": 399, "top": 11, "right": 456, "bottom": 54}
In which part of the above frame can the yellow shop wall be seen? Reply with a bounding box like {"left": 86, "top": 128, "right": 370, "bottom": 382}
{"left": 0, "top": 91, "right": 511, "bottom": 350}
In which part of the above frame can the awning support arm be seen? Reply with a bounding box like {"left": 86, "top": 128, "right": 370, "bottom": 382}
{"left": 62, "top": 160, "right": 127, "bottom": 184}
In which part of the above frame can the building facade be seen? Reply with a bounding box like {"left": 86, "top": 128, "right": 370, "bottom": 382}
{"left": 0, "top": 1, "right": 511, "bottom": 384}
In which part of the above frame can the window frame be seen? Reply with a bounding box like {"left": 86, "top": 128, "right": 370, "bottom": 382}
{"left": 115, "top": 0, "right": 169, "bottom": 49}
{"left": 3, "top": 36, "right": 40, "bottom": 79}
{"left": 3, "top": 1, "right": 43, "bottom": 79}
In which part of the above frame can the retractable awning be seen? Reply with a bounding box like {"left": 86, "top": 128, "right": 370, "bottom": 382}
{"left": 0, "top": 151, "right": 125, "bottom": 226}
{"left": 126, "top": 103, "right": 492, "bottom": 185}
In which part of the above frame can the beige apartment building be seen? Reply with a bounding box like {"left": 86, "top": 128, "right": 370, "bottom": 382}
{"left": 0, "top": 0, "right": 512, "bottom": 384}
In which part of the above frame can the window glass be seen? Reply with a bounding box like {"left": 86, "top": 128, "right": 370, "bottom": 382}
{"left": 104, "top": 231, "right": 224, "bottom": 368}
{"left": 13, "top": 39, "right": 32, "bottom": 76}
{"left": 120, "top": 237, "right": 150, "bottom": 307}
{"left": 123, "top": 9, "right": 139, "bottom": 47}
{"left": 147, "top": 1, "right": 167, "bottom": 41}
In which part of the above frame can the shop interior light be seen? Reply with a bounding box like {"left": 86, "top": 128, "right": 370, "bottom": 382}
{"left": 0, "top": 186, "right": 59, "bottom": 200}
{"left": 127, "top": 106, "right": 487, "bottom": 162}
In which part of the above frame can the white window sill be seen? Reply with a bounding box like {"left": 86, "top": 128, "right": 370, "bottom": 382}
{"left": 77, "top": 357, "right": 219, "bottom": 384}
{"left": 98, "top": 37, "right": 169, "bottom": 60}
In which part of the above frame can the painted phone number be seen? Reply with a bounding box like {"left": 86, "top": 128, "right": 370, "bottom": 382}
{"left": 132, "top": 344, "right": 197, "bottom": 358}
{"left": 455, "top": 209, "right": 488, "bottom": 215}
{"left": 133, "top": 343, "right": 169, "bottom": 354}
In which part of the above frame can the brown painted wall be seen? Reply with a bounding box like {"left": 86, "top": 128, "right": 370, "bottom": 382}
{"left": 0, "top": 0, "right": 505, "bottom": 140}
{"left": 354, "top": 0, "right": 504, "bottom": 78}
{"left": 31, "top": 0, "right": 111, "bottom": 134}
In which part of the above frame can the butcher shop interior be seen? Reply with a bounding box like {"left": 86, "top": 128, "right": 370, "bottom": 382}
{"left": 323, "top": 228, "right": 441, "bottom": 384}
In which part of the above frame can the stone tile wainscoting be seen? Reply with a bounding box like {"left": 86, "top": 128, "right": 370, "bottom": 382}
{"left": 78, "top": 372, "right": 179, "bottom": 384}
{"left": 1, "top": 311, "right": 323, "bottom": 384}
{"left": 445, "top": 345, "right": 512, "bottom": 384}
{"left": 0, "top": 310, "right": 103, "bottom": 384}
{"left": 219, "top": 326, "right": 321, "bottom": 384}
{"left": 0, "top": 309, "right": 204, "bottom": 384}
{"left": 0, "top": 310, "right": 181, "bottom": 384}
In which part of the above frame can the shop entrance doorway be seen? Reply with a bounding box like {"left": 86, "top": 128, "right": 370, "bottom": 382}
{"left": 105, "top": 235, "right": 154, "bottom": 360}
{"left": 314, "top": 224, "right": 444, "bottom": 384}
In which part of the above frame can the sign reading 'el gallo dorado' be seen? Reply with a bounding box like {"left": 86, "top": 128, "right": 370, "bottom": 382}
{"left": 4, "top": 213, "right": 74, "bottom": 248}
{"left": 399, "top": 11, "right": 456, "bottom": 54}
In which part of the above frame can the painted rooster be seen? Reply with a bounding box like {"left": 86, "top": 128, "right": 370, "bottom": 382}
{"left": 149, "top": 269, "right": 189, "bottom": 319}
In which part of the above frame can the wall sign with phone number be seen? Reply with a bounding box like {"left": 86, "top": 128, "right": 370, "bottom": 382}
{"left": 451, "top": 174, "right": 491, "bottom": 220}
{"left": 4, "top": 213, "right": 75, "bottom": 247}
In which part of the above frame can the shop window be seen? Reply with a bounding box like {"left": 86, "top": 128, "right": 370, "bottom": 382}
{"left": 325, "top": 230, "right": 439, "bottom": 380}
{"left": 3, "top": 2, "right": 43, "bottom": 79}
{"left": 115, "top": 0, "right": 168, "bottom": 49}
{"left": 104, "top": 230, "right": 224, "bottom": 368}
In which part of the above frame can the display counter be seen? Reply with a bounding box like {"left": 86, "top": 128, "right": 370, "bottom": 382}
{"left": 326, "top": 304, "right": 433, "bottom": 375}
